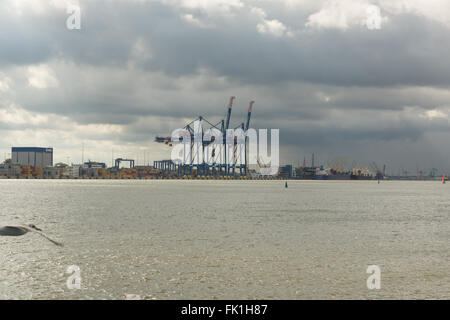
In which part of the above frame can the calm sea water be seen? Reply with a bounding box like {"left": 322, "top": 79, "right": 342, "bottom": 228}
{"left": 0, "top": 180, "right": 449, "bottom": 300}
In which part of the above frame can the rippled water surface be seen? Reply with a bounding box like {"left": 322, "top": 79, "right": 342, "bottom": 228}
{"left": 0, "top": 180, "right": 449, "bottom": 299}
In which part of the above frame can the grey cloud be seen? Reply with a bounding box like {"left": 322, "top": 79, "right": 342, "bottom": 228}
{"left": 2, "top": 2, "right": 450, "bottom": 87}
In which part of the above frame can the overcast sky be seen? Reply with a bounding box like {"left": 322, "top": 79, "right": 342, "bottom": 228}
{"left": 1, "top": 0, "right": 450, "bottom": 174}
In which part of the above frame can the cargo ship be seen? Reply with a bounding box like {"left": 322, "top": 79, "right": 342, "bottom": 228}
{"left": 296, "top": 166, "right": 374, "bottom": 180}
{"left": 314, "top": 167, "right": 352, "bottom": 180}
{"left": 350, "top": 167, "right": 374, "bottom": 180}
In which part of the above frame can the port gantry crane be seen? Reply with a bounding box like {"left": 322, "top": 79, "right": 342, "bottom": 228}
{"left": 154, "top": 96, "right": 254, "bottom": 177}
{"left": 115, "top": 158, "right": 135, "bottom": 169}
{"left": 370, "top": 162, "right": 386, "bottom": 180}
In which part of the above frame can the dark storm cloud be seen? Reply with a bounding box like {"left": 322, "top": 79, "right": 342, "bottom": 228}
{"left": 2, "top": 1, "right": 450, "bottom": 87}
{"left": 125, "top": 12, "right": 450, "bottom": 87}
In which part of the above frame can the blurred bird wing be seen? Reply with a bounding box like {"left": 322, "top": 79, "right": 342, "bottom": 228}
{"left": 35, "top": 231, "right": 64, "bottom": 247}
{"left": 0, "top": 225, "right": 28, "bottom": 235}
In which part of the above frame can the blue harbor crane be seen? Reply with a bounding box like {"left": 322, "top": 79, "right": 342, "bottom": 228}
{"left": 154, "top": 97, "right": 255, "bottom": 177}
{"left": 115, "top": 158, "right": 135, "bottom": 169}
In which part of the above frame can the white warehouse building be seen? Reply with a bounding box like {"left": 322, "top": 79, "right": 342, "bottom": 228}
{"left": 11, "top": 147, "right": 53, "bottom": 167}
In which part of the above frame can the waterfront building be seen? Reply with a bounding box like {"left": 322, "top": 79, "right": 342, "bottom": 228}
{"left": 11, "top": 147, "right": 53, "bottom": 167}
{"left": 0, "top": 163, "right": 21, "bottom": 178}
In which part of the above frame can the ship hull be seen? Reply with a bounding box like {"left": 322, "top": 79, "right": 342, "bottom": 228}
{"left": 350, "top": 174, "right": 374, "bottom": 180}
{"left": 314, "top": 174, "right": 352, "bottom": 180}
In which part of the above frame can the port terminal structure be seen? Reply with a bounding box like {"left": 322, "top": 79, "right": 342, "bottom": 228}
{"left": 154, "top": 97, "right": 254, "bottom": 178}
{"left": 114, "top": 158, "right": 135, "bottom": 169}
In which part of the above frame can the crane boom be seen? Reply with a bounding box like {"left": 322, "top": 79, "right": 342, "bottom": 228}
{"left": 225, "top": 96, "right": 235, "bottom": 131}
{"left": 371, "top": 162, "right": 380, "bottom": 173}
{"left": 245, "top": 101, "right": 254, "bottom": 131}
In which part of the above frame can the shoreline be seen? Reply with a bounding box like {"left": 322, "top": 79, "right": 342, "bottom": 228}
{"left": 0, "top": 176, "right": 443, "bottom": 181}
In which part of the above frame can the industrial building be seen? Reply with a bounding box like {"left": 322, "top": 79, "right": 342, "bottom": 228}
{"left": 11, "top": 147, "right": 53, "bottom": 167}
{"left": 65, "top": 165, "right": 81, "bottom": 179}
{"left": 83, "top": 161, "right": 107, "bottom": 169}
{"left": 279, "top": 165, "right": 293, "bottom": 179}
{"left": 0, "top": 164, "right": 21, "bottom": 178}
